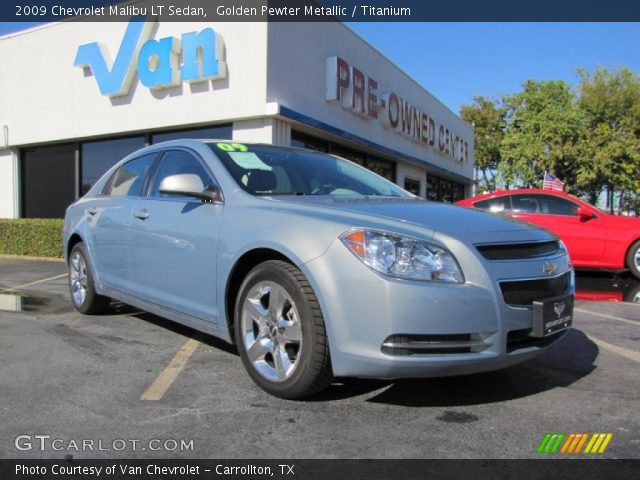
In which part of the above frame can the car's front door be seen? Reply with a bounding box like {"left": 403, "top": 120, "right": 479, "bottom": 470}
{"left": 129, "top": 149, "right": 223, "bottom": 322}
{"left": 509, "top": 193, "right": 607, "bottom": 264}
{"left": 87, "top": 153, "right": 157, "bottom": 291}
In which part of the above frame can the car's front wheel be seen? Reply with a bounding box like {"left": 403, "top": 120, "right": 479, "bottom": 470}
{"left": 627, "top": 240, "right": 640, "bottom": 280}
{"left": 68, "top": 242, "right": 110, "bottom": 314}
{"left": 234, "top": 260, "right": 332, "bottom": 399}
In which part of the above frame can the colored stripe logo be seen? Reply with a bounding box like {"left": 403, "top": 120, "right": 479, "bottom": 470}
{"left": 537, "top": 433, "right": 613, "bottom": 454}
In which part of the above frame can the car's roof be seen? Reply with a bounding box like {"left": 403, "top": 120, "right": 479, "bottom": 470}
{"left": 135, "top": 138, "right": 330, "bottom": 158}
{"left": 458, "top": 188, "right": 574, "bottom": 204}
{"left": 149, "top": 138, "right": 310, "bottom": 150}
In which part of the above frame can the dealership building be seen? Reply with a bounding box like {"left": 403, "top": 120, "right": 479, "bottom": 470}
{"left": 0, "top": 20, "right": 474, "bottom": 219}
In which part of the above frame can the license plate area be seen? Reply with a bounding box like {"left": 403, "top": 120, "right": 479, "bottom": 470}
{"left": 531, "top": 295, "right": 573, "bottom": 338}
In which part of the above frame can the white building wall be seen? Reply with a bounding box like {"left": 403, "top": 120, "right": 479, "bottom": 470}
{"left": 265, "top": 22, "right": 474, "bottom": 182}
{"left": 396, "top": 163, "right": 427, "bottom": 198}
{"left": 0, "top": 21, "right": 269, "bottom": 147}
{"left": 0, "top": 149, "right": 18, "bottom": 218}
{"left": 233, "top": 117, "right": 291, "bottom": 146}
{"left": 0, "top": 20, "right": 473, "bottom": 219}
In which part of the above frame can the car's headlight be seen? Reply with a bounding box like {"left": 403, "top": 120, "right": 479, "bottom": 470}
{"left": 558, "top": 240, "right": 568, "bottom": 254}
{"left": 340, "top": 229, "right": 464, "bottom": 283}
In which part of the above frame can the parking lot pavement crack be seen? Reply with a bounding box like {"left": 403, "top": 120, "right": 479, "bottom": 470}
{"left": 45, "top": 324, "right": 118, "bottom": 361}
{"left": 137, "top": 407, "right": 211, "bottom": 424}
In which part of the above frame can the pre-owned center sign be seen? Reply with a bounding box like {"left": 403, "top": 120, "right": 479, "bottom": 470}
{"left": 326, "top": 56, "right": 469, "bottom": 163}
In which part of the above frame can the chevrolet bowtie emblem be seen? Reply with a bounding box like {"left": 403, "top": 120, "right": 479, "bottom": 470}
{"left": 543, "top": 261, "right": 558, "bottom": 275}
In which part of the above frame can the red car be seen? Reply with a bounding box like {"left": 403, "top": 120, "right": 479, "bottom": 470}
{"left": 456, "top": 189, "right": 640, "bottom": 279}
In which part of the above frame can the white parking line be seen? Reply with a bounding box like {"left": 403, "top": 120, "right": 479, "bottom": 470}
{"left": 574, "top": 307, "right": 639, "bottom": 327}
{"left": 140, "top": 338, "right": 201, "bottom": 401}
{"left": 587, "top": 334, "right": 640, "bottom": 364}
{"left": 0, "top": 273, "right": 68, "bottom": 293}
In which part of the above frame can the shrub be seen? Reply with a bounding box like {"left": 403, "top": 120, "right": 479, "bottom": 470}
{"left": 0, "top": 218, "right": 64, "bottom": 258}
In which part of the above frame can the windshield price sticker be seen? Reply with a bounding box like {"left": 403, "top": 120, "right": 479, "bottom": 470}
{"left": 216, "top": 143, "right": 249, "bottom": 152}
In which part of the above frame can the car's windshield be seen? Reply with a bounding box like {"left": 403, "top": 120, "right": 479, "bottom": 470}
{"left": 208, "top": 142, "right": 413, "bottom": 198}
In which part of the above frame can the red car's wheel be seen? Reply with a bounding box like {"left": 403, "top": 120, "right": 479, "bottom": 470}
{"left": 626, "top": 240, "right": 640, "bottom": 280}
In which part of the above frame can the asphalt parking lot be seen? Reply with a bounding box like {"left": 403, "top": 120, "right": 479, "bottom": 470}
{"left": 0, "top": 257, "right": 639, "bottom": 459}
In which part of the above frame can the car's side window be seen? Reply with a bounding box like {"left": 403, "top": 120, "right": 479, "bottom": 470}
{"left": 108, "top": 154, "right": 156, "bottom": 197}
{"left": 511, "top": 195, "right": 540, "bottom": 213}
{"left": 149, "top": 150, "right": 214, "bottom": 198}
{"left": 538, "top": 195, "right": 579, "bottom": 215}
{"left": 511, "top": 194, "right": 578, "bottom": 216}
{"left": 474, "top": 196, "right": 511, "bottom": 212}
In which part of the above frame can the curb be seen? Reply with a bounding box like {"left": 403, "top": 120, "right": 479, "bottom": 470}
{"left": 0, "top": 254, "right": 65, "bottom": 263}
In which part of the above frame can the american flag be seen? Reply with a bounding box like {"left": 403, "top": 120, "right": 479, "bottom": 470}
{"left": 543, "top": 171, "right": 565, "bottom": 191}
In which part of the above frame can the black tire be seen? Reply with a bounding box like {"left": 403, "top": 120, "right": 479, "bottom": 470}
{"left": 68, "top": 242, "right": 110, "bottom": 315}
{"left": 626, "top": 240, "right": 640, "bottom": 280}
{"left": 234, "top": 260, "right": 332, "bottom": 399}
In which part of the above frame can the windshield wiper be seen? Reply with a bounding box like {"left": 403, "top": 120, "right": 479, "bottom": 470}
{"left": 255, "top": 192, "right": 307, "bottom": 196}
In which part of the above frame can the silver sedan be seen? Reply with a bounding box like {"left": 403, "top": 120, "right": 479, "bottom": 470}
{"left": 64, "top": 140, "right": 574, "bottom": 398}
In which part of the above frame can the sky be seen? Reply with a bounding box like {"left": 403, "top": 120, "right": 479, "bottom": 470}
{"left": 1, "top": 21, "right": 638, "bottom": 114}
{"left": 347, "top": 23, "right": 640, "bottom": 114}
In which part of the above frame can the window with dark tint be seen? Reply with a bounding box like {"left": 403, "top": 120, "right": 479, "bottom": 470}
{"left": 426, "top": 175, "right": 439, "bottom": 201}
{"left": 291, "top": 130, "right": 396, "bottom": 182}
{"left": 366, "top": 156, "right": 395, "bottom": 181}
{"left": 21, "top": 144, "right": 76, "bottom": 218}
{"left": 426, "top": 174, "right": 466, "bottom": 203}
{"left": 404, "top": 177, "right": 421, "bottom": 196}
{"left": 330, "top": 144, "right": 365, "bottom": 165}
{"left": 81, "top": 136, "right": 145, "bottom": 195}
{"left": 452, "top": 183, "right": 465, "bottom": 202}
{"left": 151, "top": 125, "right": 232, "bottom": 144}
{"left": 291, "top": 131, "right": 329, "bottom": 152}
{"left": 511, "top": 194, "right": 578, "bottom": 215}
{"left": 440, "top": 179, "right": 454, "bottom": 203}
{"left": 475, "top": 196, "right": 511, "bottom": 212}
{"left": 108, "top": 154, "right": 156, "bottom": 197}
{"left": 511, "top": 195, "right": 540, "bottom": 213}
{"left": 149, "top": 150, "right": 213, "bottom": 198}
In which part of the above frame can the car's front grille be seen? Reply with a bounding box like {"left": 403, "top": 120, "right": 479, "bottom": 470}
{"left": 506, "top": 328, "right": 567, "bottom": 352}
{"left": 500, "top": 272, "right": 570, "bottom": 307}
{"left": 381, "top": 333, "right": 492, "bottom": 356}
{"left": 477, "top": 241, "right": 560, "bottom": 260}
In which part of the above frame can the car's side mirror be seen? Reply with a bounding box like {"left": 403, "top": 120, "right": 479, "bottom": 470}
{"left": 159, "top": 174, "right": 223, "bottom": 204}
{"left": 577, "top": 206, "right": 596, "bottom": 222}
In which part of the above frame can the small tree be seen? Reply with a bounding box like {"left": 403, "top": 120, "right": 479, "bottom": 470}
{"left": 460, "top": 96, "right": 506, "bottom": 192}
{"left": 575, "top": 67, "right": 640, "bottom": 212}
{"left": 499, "top": 80, "right": 582, "bottom": 190}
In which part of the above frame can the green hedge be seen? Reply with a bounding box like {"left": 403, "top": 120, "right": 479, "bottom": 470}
{"left": 0, "top": 218, "right": 64, "bottom": 258}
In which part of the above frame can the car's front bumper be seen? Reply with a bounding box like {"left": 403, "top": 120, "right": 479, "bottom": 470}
{"left": 302, "top": 239, "right": 574, "bottom": 379}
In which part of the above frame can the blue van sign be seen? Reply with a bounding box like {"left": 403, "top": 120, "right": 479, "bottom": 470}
{"left": 74, "top": 19, "right": 227, "bottom": 97}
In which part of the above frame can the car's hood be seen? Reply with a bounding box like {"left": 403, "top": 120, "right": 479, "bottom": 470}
{"left": 266, "top": 196, "right": 554, "bottom": 243}
{"left": 599, "top": 211, "right": 640, "bottom": 227}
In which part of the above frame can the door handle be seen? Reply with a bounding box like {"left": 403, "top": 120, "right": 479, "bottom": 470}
{"left": 86, "top": 207, "right": 98, "bottom": 216}
{"left": 134, "top": 210, "right": 150, "bottom": 220}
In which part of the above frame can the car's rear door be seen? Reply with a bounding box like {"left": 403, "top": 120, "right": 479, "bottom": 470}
{"left": 129, "top": 149, "right": 223, "bottom": 322}
{"left": 86, "top": 153, "right": 157, "bottom": 291}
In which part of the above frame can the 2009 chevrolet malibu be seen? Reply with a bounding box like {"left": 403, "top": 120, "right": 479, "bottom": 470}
{"left": 64, "top": 140, "right": 575, "bottom": 399}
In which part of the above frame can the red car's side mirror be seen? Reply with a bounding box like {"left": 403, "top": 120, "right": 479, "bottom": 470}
{"left": 577, "top": 207, "right": 596, "bottom": 221}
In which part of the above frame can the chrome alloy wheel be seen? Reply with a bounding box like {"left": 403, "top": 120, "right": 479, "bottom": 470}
{"left": 635, "top": 247, "right": 640, "bottom": 271}
{"left": 69, "top": 251, "right": 88, "bottom": 306}
{"left": 240, "top": 281, "right": 303, "bottom": 382}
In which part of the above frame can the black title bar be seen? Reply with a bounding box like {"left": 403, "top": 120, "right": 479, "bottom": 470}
{"left": 2, "top": 459, "right": 640, "bottom": 480}
{"left": 2, "top": 0, "right": 640, "bottom": 22}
